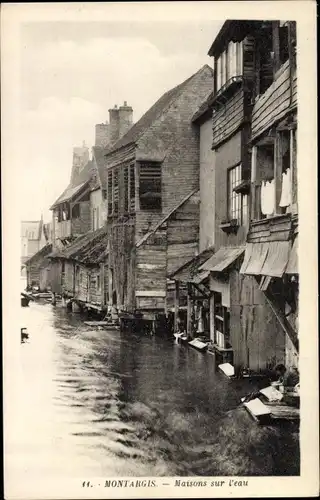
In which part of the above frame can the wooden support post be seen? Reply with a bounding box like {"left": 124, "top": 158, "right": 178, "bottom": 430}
{"left": 274, "top": 132, "right": 283, "bottom": 214}
{"left": 251, "top": 146, "right": 257, "bottom": 220}
{"left": 174, "top": 281, "right": 180, "bottom": 332}
{"left": 187, "top": 283, "right": 193, "bottom": 338}
{"left": 100, "top": 263, "right": 105, "bottom": 309}
{"left": 209, "top": 293, "right": 215, "bottom": 343}
{"left": 272, "top": 21, "right": 281, "bottom": 75}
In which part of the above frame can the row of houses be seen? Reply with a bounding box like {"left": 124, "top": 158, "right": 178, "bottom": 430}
{"left": 26, "top": 20, "right": 298, "bottom": 374}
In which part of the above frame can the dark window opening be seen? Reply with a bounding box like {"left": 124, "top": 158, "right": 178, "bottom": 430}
{"left": 139, "top": 162, "right": 162, "bottom": 211}
{"left": 129, "top": 164, "right": 135, "bottom": 212}
{"left": 227, "top": 164, "right": 248, "bottom": 225}
{"left": 113, "top": 168, "right": 119, "bottom": 214}
{"left": 213, "top": 292, "right": 230, "bottom": 348}
{"left": 107, "top": 170, "right": 112, "bottom": 215}
{"left": 72, "top": 203, "right": 80, "bottom": 219}
{"left": 124, "top": 166, "right": 129, "bottom": 213}
{"left": 279, "top": 24, "right": 289, "bottom": 66}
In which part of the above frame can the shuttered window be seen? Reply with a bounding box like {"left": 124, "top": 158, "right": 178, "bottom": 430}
{"left": 129, "top": 164, "right": 135, "bottom": 212}
{"left": 124, "top": 166, "right": 129, "bottom": 213}
{"left": 113, "top": 168, "right": 119, "bottom": 214}
{"left": 107, "top": 170, "right": 112, "bottom": 215}
{"left": 139, "top": 162, "right": 162, "bottom": 211}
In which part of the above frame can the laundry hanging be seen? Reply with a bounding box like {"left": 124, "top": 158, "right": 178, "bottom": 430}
{"left": 261, "top": 179, "right": 275, "bottom": 216}
{"left": 279, "top": 168, "right": 292, "bottom": 207}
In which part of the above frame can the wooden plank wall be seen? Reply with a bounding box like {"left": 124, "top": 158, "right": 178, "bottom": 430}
{"left": 247, "top": 214, "right": 292, "bottom": 243}
{"left": 136, "top": 225, "right": 167, "bottom": 311}
{"left": 88, "top": 267, "right": 102, "bottom": 305}
{"left": 49, "top": 260, "right": 62, "bottom": 294}
{"left": 63, "top": 261, "right": 74, "bottom": 295}
{"left": 72, "top": 201, "right": 91, "bottom": 236}
{"left": 212, "top": 88, "right": 244, "bottom": 148}
{"left": 229, "top": 270, "right": 285, "bottom": 371}
{"left": 75, "top": 264, "right": 89, "bottom": 302}
{"left": 166, "top": 192, "right": 200, "bottom": 275}
{"left": 251, "top": 60, "right": 297, "bottom": 140}
{"left": 108, "top": 217, "right": 135, "bottom": 310}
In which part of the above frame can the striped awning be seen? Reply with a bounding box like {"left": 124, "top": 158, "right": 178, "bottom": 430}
{"left": 286, "top": 237, "right": 298, "bottom": 274}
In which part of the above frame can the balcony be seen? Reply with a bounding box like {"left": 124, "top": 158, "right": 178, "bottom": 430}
{"left": 55, "top": 220, "right": 71, "bottom": 240}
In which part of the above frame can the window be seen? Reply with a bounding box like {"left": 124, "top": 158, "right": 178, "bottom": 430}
{"left": 139, "top": 162, "right": 162, "bottom": 211}
{"left": 97, "top": 275, "right": 101, "bottom": 291}
{"left": 107, "top": 167, "right": 119, "bottom": 216}
{"left": 216, "top": 41, "right": 243, "bottom": 92}
{"left": 124, "top": 166, "right": 129, "bottom": 212}
{"left": 213, "top": 292, "right": 230, "bottom": 348}
{"left": 107, "top": 170, "right": 112, "bottom": 215}
{"left": 72, "top": 203, "right": 80, "bottom": 219}
{"left": 252, "top": 125, "right": 297, "bottom": 220}
{"left": 228, "top": 164, "right": 248, "bottom": 225}
{"left": 129, "top": 164, "right": 136, "bottom": 212}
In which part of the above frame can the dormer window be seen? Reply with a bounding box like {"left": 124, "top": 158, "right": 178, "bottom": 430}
{"left": 216, "top": 41, "right": 243, "bottom": 92}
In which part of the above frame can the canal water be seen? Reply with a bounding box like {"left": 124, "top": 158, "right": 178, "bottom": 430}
{"left": 7, "top": 300, "right": 299, "bottom": 482}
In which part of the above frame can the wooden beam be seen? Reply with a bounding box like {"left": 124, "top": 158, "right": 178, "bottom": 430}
{"left": 174, "top": 281, "right": 180, "bottom": 332}
{"left": 274, "top": 132, "right": 283, "bottom": 215}
{"left": 251, "top": 146, "right": 257, "bottom": 219}
{"left": 272, "top": 21, "right": 281, "bottom": 75}
{"left": 192, "top": 282, "right": 210, "bottom": 299}
{"left": 265, "top": 288, "right": 299, "bottom": 353}
{"left": 187, "top": 283, "right": 192, "bottom": 337}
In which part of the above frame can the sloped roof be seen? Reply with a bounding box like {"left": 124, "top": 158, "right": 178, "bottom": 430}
{"left": 49, "top": 227, "right": 109, "bottom": 265}
{"left": 168, "top": 246, "right": 215, "bottom": 282}
{"left": 50, "top": 182, "right": 88, "bottom": 208}
{"left": 50, "top": 160, "right": 94, "bottom": 209}
{"left": 92, "top": 146, "right": 109, "bottom": 187}
{"left": 24, "top": 243, "right": 53, "bottom": 268}
{"left": 192, "top": 91, "right": 214, "bottom": 123}
{"left": 106, "top": 65, "right": 213, "bottom": 155}
{"left": 199, "top": 246, "right": 244, "bottom": 273}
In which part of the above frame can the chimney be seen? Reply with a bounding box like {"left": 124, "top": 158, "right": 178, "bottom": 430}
{"left": 118, "top": 101, "right": 133, "bottom": 138}
{"left": 95, "top": 122, "right": 110, "bottom": 147}
{"left": 108, "top": 105, "right": 120, "bottom": 144}
{"left": 71, "top": 143, "right": 90, "bottom": 183}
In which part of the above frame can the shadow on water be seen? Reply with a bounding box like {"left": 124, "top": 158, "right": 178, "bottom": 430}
{"left": 19, "top": 302, "right": 300, "bottom": 477}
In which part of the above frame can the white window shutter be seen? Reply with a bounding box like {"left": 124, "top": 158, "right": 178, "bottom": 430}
{"left": 216, "top": 57, "right": 221, "bottom": 91}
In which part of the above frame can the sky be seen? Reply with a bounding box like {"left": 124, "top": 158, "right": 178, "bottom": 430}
{"left": 18, "top": 19, "right": 222, "bottom": 222}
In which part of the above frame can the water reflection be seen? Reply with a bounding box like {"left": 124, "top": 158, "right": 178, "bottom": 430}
{"left": 9, "top": 302, "right": 299, "bottom": 479}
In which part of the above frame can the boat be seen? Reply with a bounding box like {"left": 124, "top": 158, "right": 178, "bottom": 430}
{"left": 188, "top": 338, "right": 209, "bottom": 352}
{"left": 218, "top": 362, "right": 235, "bottom": 378}
{"left": 21, "top": 328, "right": 29, "bottom": 343}
{"left": 83, "top": 320, "right": 120, "bottom": 330}
{"left": 21, "top": 292, "right": 34, "bottom": 307}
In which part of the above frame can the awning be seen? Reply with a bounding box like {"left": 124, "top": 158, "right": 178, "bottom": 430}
{"left": 260, "top": 241, "right": 291, "bottom": 277}
{"left": 50, "top": 181, "right": 88, "bottom": 209}
{"left": 240, "top": 242, "right": 269, "bottom": 275}
{"left": 192, "top": 270, "right": 211, "bottom": 284}
{"left": 286, "top": 237, "right": 298, "bottom": 274}
{"left": 199, "top": 246, "right": 245, "bottom": 273}
{"left": 241, "top": 241, "right": 292, "bottom": 278}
